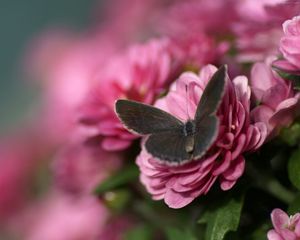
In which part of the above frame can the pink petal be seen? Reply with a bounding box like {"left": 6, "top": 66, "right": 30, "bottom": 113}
{"left": 252, "top": 122, "right": 268, "bottom": 149}
{"left": 166, "top": 93, "right": 189, "bottom": 121}
{"left": 271, "top": 209, "right": 290, "bottom": 233}
{"left": 270, "top": 97, "right": 299, "bottom": 127}
{"left": 202, "top": 176, "right": 218, "bottom": 194}
{"left": 250, "top": 62, "right": 275, "bottom": 95}
{"left": 216, "top": 133, "right": 234, "bottom": 149}
{"left": 283, "top": 17, "right": 300, "bottom": 36}
{"left": 152, "top": 193, "right": 165, "bottom": 200}
{"left": 262, "top": 84, "right": 289, "bottom": 109}
{"left": 231, "top": 134, "right": 246, "bottom": 160}
{"left": 101, "top": 138, "right": 131, "bottom": 151}
{"left": 244, "top": 122, "right": 267, "bottom": 151}
{"left": 212, "top": 151, "right": 232, "bottom": 176}
{"left": 267, "top": 230, "right": 284, "bottom": 240}
{"left": 294, "top": 221, "right": 300, "bottom": 236}
{"left": 278, "top": 229, "right": 297, "bottom": 240}
{"left": 251, "top": 105, "right": 273, "bottom": 125}
{"left": 281, "top": 37, "right": 300, "bottom": 55}
{"left": 176, "top": 72, "right": 202, "bottom": 93}
{"left": 272, "top": 59, "right": 300, "bottom": 74}
{"left": 234, "top": 102, "right": 246, "bottom": 136}
{"left": 220, "top": 179, "right": 236, "bottom": 191}
{"left": 97, "top": 121, "right": 124, "bottom": 135}
{"left": 233, "top": 76, "right": 250, "bottom": 101}
{"left": 164, "top": 188, "right": 195, "bottom": 209}
{"left": 177, "top": 169, "right": 210, "bottom": 186}
{"left": 198, "top": 64, "right": 218, "bottom": 87}
{"left": 222, "top": 156, "right": 245, "bottom": 181}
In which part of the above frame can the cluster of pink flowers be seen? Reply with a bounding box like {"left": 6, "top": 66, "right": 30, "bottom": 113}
{"left": 234, "top": 0, "right": 300, "bottom": 62}
{"left": 1, "top": 0, "right": 300, "bottom": 239}
{"left": 250, "top": 58, "right": 300, "bottom": 138}
{"left": 268, "top": 209, "right": 300, "bottom": 240}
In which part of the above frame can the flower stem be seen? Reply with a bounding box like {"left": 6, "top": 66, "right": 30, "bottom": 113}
{"left": 246, "top": 162, "right": 295, "bottom": 204}
{"left": 264, "top": 178, "right": 295, "bottom": 205}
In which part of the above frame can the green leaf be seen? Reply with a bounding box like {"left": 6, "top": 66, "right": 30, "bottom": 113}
{"left": 94, "top": 165, "right": 139, "bottom": 194}
{"left": 198, "top": 211, "right": 211, "bottom": 224}
{"left": 165, "top": 227, "right": 197, "bottom": 240}
{"left": 198, "top": 193, "right": 244, "bottom": 240}
{"left": 223, "top": 232, "right": 239, "bottom": 240}
{"left": 248, "top": 223, "right": 271, "bottom": 240}
{"left": 280, "top": 123, "right": 300, "bottom": 146}
{"left": 123, "top": 225, "right": 153, "bottom": 240}
{"left": 103, "top": 189, "right": 131, "bottom": 211}
{"left": 288, "top": 193, "right": 300, "bottom": 214}
{"left": 288, "top": 149, "right": 300, "bottom": 190}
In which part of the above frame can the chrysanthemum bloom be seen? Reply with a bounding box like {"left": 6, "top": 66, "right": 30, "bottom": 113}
{"left": 52, "top": 141, "right": 122, "bottom": 194}
{"left": 280, "top": 16, "right": 300, "bottom": 69}
{"left": 250, "top": 58, "right": 300, "bottom": 138}
{"left": 136, "top": 65, "right": 267, "bottom": 208}
{"left": 79, "top": 39, "right": 176, "bottom": 151}
{"left": 234, "top": 0, "right": 300, "bottom": 62}
{"left": 156, "top": 0, "right": 233, "bottom": 67}
{"left": 268, "top": 208, "right": 300, "bottom": 240}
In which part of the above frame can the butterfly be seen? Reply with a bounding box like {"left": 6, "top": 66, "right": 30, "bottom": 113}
{"left": 115, "top": 65, "right": 228, "bottom": 165}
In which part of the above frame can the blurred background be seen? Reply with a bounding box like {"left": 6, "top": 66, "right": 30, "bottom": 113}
{"left": 2, "top": 1, "right": 300, "bottom": 240}
{"left": 0, "top": 0, "right": 99, "bottom": 133}
{"left": 0, "top": 1, "right": 167, "bottom": 238}
{"left": 0, "top": 1, "right": 115, "bottom": 239}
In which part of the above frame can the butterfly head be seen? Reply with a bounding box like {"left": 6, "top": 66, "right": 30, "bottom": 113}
{"left": 183, "top": 120, "right": 195, "bottom": 137}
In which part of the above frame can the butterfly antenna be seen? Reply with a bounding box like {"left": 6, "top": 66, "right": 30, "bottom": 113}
{"left": 185, "top": 84, "right": 190, "bottom": 119}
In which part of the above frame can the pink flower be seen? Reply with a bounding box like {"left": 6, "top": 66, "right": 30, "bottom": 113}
{"left": 169, "top": 32, "right": 229, "bottom": 69}
{"left": 52, "top": 141, "right": 122, "bottom": 194}
{"left": 268, "top": 208, "right": 300, "bottom": 240}
{"left": 79, "top": 39, "right": 176, "bottom": 151}
{"left": 25, "top": 30, "right": 120, "bottom": 146}
{"left": 250, "top": 58, "right": 300, "bottom": 138}
{"left": 15, "top": 193, "right": 109, "bottom": 240}
{"left": 234, "top": 0, "right": 300, "bottom": 62}
{"left": 158, "top": 0, "right": 238, "bottom": 36}
{"left": 156, "top": 0, "right": 233, "bottom": 67}
{"left": 280, "top": 16, "right": 300, "bottom": 69}
{"left": 136, "top": 65, "right": 267, "bottom": 208}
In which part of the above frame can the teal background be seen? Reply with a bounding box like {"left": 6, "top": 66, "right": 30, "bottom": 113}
{"left": 0, "top": 0, "right": 101, "bottom": 133}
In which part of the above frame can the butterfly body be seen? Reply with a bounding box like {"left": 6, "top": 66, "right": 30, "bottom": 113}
{"left": 115, "top": 65, "right": 228, "bottom": 165}
{"left": 182, "top": 120, "right": 195, "bottom": 153}
{"left": 183, "top": 120, "right": 195, "bottom": 137}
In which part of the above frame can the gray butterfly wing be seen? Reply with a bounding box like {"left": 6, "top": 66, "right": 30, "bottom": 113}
{"left": 145, "top": 131, "right": 192, "bottom": 165}
{"left": 193, "top": 117, "right": 219, "bottom": 159}
{"left": 115, "top": 99, "right": 183, "bottom": 135}
{"left": 193, "top": 65, "right": 228, "bottom": 159}
{"left": 195, "top": 65, "right": 228, "bottom": 121}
